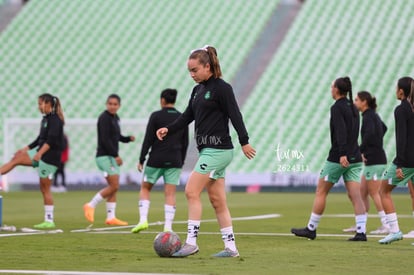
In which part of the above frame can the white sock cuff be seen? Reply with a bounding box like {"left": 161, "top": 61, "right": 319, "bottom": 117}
{"left": 386, "top": 212, "right": 398, "bottom": 220}
{"left": 311, "top": 212, "right": 322, "bottom": 218}
{"left": 139, "top": 200, "right": 150, "bottom": 207}
{"left": 45, "top": 205, "right": 54, "bottom": 211}
{"left": 106, "top": 202, "right": 116, "bottom": 208}
{"left": 355, "top": 214, "right": 367, "bottom": 222}
{"left": 164, "top": 204, "right": 176, "bottom": 210}
{"left": 188, "top": 220, "right": 201, "bottom": 226}
{"left": 220, "top": 226, "right": 233, "bottom": 234}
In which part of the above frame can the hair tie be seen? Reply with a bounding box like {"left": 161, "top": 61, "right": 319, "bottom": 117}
{"left": 190, "top": 45, "right": 209, "bottom": 54}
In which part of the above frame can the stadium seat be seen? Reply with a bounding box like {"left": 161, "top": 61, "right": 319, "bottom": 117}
{"left": 0, "top": 0, "right": 279, "bottom": 173}
{"left": 229, "top": 0, "right": 414, "bottom": 173}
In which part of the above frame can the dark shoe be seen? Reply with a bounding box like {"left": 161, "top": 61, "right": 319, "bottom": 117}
{"left": 348, "top": 232, "right": 367, "bottom": 241}
{"left": 291, "top": 227, "right": 316, "bottom": 240}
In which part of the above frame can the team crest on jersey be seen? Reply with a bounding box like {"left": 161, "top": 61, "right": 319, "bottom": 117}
{"left": 43, "top": 122, "right": 48, "bottom": 128}
{"left": 204, "top": 91, "right": 211, "bottom": 99}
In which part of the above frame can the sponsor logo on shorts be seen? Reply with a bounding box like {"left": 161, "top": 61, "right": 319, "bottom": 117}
{"left": 200, "top": 163, "right": 208, "bottom": 171}
{"left": 41, "top": 169, "right": 47, "bottom": 176}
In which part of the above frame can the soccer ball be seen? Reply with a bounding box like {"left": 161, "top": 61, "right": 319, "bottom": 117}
{"left": 153, "top": 231, "right": 182, "bottom": 257}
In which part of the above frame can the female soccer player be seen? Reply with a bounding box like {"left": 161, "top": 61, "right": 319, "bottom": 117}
{"left": 83, "top": 94, "right": 135, "bottom": 226}
{"left": 405, "top": 182, "right": 414, "bottom": 237}
{"left": 0, "top": 95, "right": 45, "bottom": 177}
{"left": 291, "top": 77, "right": 367, "bottom": 241}
{"left": 131, "top": 88, "right": 188, "bottom": 233}
{"left": 354, "top": 91, "right": 389, "bottom": 234}
{"left": 379, "top": 76, "right": 414, "bottom": 244}
{"left": 32, "top": 93, "right": 65, "bottom": 229}
{"left": 156, "top": 45, "right": 256, "bottom": 257}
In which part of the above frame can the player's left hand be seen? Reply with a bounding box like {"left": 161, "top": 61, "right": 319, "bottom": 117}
{"left": 396, "top": 168, "right": 404, "bottom": 179}
{"left": 361, "top": 154, "right": 367, "bottom": 163}
{"left": 242, "top": 144, "right": 256, "bottom": 160}
{"left": 137, "top": 163, "right": 143, "bottom": 172}
{"left": 130, "top": 136, "right": 135, "bottom": 142}
{"left": 33, "top": 152, "right": 41, "bottom": 162}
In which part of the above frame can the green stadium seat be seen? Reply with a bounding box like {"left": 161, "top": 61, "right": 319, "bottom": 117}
{"left": 0, "top": 0, "right": 280, "bottom": 173}
{"left": 229, "top": 0, "right": 414, "bottom": 173}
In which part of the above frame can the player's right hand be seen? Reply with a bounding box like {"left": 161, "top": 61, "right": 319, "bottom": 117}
{"left": 115, "top": 156, "right": 123, "bottom": 166}
{"left": 137, "top": 163, "right": 143, "bottom": 172}
{"left": 396, "top": 168, "right": 404, "bottom": 179}
{"left": 339, "top": 156, "right": 349, "bottom": 168}
{"left": 156, "top": 127, "right": 168, "bottom": 140}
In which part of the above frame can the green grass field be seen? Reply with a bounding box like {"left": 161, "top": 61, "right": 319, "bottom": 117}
{"left": 1, "top": 190, "right": 414, "bottom": 275}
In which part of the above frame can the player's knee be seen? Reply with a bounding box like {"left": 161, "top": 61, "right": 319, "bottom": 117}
{"left": 208, "top": 194, "right": 224, "bottom": 210}
{"left": 109, "top": 183, "right": 120, "bottom": 192}
{"left": 185, "top": 189, "right": 198, "bottom": 201}
{"left": 315, "top": 188, "right": 328, "bottom": 199}
{"left": 347, "top": 191, "right": 360, "bottom": 202}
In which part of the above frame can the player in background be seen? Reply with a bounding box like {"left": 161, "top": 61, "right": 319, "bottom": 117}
{"left": 379, "top": 76, "right": 414, "bottom": 244}
{"left": 291, "top": 77, "right": 367, "bottom": 241}
{"left": 353, "top": 91, "right": 389, "bottom": 234}
{"left": 83, "top": 94, "right": 135, "bottom": 226}
{"left": 0, "top": 94, "right": 45, "bottom": 180}
{"left": 52, "top": 134, "right": 69, "bottom": 193}
{"left": 32, "top": 93, "right": 65, "bottom": 229}
{"left": 405, "top": 183, "right": 414, "bottom": 237}
{"left": 131, "top": 89, "right": 188, "bottom": 233}
{"left": 156, "top": 45, "right": 256, "bottom": 257}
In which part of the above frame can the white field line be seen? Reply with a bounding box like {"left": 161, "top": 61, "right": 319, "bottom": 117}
{"left": 87, "top": 230, "right": 391, "bottom": 239}
{"left": 324, "top": 214, "right": 414, "bottom": 218}
{"left": 0, "top": 271, "right": 188, "bottom": 275}
{"left": 70, "top": 214, "right": 281, "bottom": 233}
{"left": 0, "top": 228, "right": 64, "bottom": 238}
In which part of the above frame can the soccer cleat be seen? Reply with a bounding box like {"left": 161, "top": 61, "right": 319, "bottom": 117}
{"left": 370, "top": 225, "right": 390, "bottom": 235}
{"left": 212, "top": 248, "right": 240, "bottom": 257}
{"left": 131, "top": 221, "right": 149, "bottom": 233}
{"left": 83, "top": 203, "right": 95, "bottom": 223}
{"left": 171, "top": 243, "right": 199, "bottom": 257}
{"left": 105, "top": 218, "right": 128, "bottom": 226}
{"left": 348, "top": 232, "right": 367, "bottom": 241}
{"left": 291, "top": 227, "right": 316, "bottom": 240}
{"left": 378, "top": 231, "right": 403, "bottom": 244}
{"left": 343, "top": 225, "right": 357, "bottom": 233}
{"left": 33, "top": 221, "right": 55, "bottom": 229}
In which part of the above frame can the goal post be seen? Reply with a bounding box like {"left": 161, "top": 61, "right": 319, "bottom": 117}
{"left": 2, "top": 118, "right": 148, "bottom": 189}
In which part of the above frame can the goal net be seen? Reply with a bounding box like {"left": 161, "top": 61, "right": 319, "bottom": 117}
{"left": 2, "top": 118, "right": 147, "bottom": 187}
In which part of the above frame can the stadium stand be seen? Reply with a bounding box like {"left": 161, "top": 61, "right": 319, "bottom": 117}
{"left": 229, "top": 0, "right": 414, "bottom": 176}
{"left": 2, "top": 0, "right": 414, "bottom": 185}
{"left": 0, "top": 0, "right": 279, "bottom": 179}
